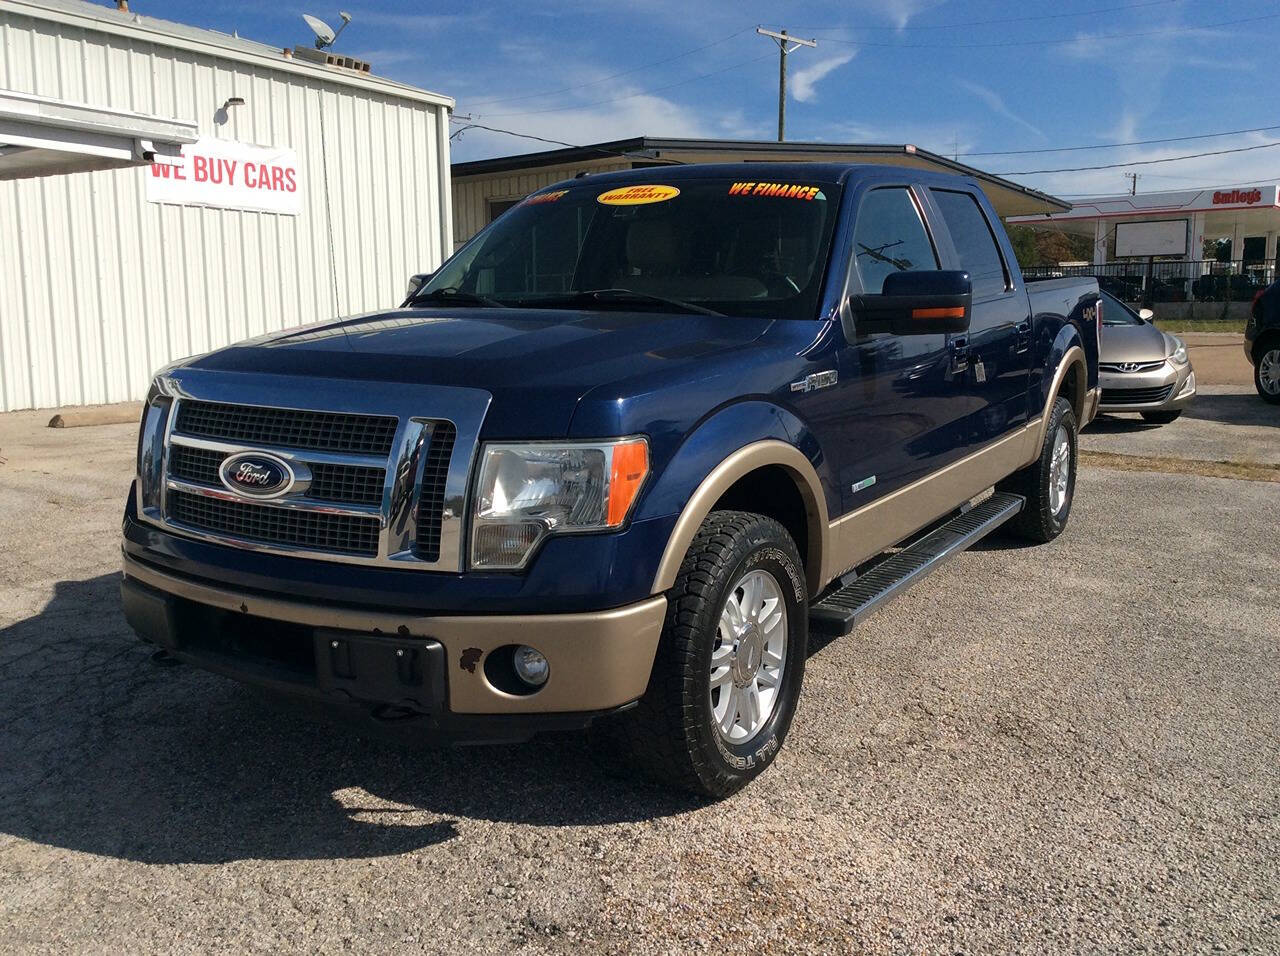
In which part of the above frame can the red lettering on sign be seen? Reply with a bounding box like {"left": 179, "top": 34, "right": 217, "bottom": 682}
{"left": 1212, "top": 188, "right": 1263, "bottom": 205}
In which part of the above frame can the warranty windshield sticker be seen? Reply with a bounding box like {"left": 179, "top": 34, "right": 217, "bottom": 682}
{"left": 596, "top": 184, "right": 681, "bottom": 205}
{"left": 728, "top": 182, "right": 824, "bottom": 200}
{"left": 524, "top": 189, "right": 568, "bottom": 205}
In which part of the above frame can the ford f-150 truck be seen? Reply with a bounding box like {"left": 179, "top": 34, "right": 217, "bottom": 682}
{"left": 122, "top": 164, "right": 1100, "bottom": 797}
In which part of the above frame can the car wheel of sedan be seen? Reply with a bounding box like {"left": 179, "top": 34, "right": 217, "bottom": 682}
{"left": 594, "top": 511, "right": 808, "bottom": 799}
{"left": 998, "top": 396, "right": 1077, "bottom": 543}
{"left": 1141, "top": 410, "right": 1182, "bottom": 424}
{"left": 1256, "top": 345, "right": 1280, "bottom": 404}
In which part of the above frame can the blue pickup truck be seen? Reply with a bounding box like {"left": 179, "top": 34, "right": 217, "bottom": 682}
{"left": 122, "top": 164, "right": 1100, "bottom": 797}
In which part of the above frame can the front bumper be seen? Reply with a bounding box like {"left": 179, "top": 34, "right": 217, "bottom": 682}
{"left": 1097, "top": 361, "right": 1196, "bottom": 413}
{"left": 122, "top": 552, "right": 666, "bottom": 740}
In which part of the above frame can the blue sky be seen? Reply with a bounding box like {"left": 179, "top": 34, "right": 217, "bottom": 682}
{"left": 158, "top": 0, "right": 1279, "bottom": 199}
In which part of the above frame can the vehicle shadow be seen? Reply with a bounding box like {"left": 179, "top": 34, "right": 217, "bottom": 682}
{"left": 1082, "top": 414, "right": 1160, "bottom": 434}
{"left": 0, "top": 574, "right": 699, "bottom": 865}
{"left": 1182, "top": 391, "right": 1276, "bottom": 428}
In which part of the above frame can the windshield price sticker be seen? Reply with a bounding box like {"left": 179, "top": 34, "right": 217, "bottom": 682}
{"left": 728, "top": 182, "right": 823, "bottom": 200}
{"left": 596, "top": 184, "right": 681, "bottom": 205}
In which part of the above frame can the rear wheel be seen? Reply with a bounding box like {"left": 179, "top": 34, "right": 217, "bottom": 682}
{"left": 595, "top": 511, "right": 808, "bottom": 798}
{"left": 998, "top": 396, "right": 1078, "bottom": 543}
{"left": 1256, "top": 345, "right": 1280, "bottom": 404}
{"left": 1141, "top": 410, "right": 1182, "bottom": 424}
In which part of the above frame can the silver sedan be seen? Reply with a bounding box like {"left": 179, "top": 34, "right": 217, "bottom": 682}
{"left": 1095, "top": 292, "right": 1195, "bottom": 424}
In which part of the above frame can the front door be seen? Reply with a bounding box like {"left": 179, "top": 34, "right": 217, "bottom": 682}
{"left": 827, "top": 184, "right": 965, "bottom": 514}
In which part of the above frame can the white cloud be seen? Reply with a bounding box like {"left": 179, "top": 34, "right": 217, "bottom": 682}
{"left": 957, "top": 80, "right": 1045, "bottom": 141}
{"left": 791, "top": 54, "right": 856, "bottom": 103}
{"left": 854, "top": 0, "right": 948, "bottom": 29}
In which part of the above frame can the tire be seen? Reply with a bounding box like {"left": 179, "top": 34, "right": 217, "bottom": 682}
{"left": 1255, "top": 344, "right": 1280, "bottom": 404}
{"left": 1140, "top": 410, "right": 1182, "bottom": 424}
{"left": 594, "top": 511, "right": 808, "bottom": 798}
{"left": 998, "top": 396, "right": 1078, "bottom": 543}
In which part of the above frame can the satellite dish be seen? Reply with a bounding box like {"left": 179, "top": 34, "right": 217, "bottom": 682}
{"left": 303, "top": 14, "right": 335, "bottom": 47}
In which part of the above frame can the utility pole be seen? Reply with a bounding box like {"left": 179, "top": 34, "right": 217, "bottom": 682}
{"left": 1125, "top": 172, "right": 1140, "bottom": 195}
{"left": 756, "top": 27, "right": 816, "bottom": 142}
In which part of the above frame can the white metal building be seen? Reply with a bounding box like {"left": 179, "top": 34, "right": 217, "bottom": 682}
{"left": 0, "top": 0, "right": 453, "bottom": 412}
{"left": 451, "top": 136, "right": 1070, "bottom": 249}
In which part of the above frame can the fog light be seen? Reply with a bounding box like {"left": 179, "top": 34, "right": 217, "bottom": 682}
{"left": 513, "top": 645, "right": 549, "bottom": 687}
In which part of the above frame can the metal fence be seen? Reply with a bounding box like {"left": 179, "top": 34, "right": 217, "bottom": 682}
{"left": 1022, "top": 259, "right": 1276, "bottom": 303}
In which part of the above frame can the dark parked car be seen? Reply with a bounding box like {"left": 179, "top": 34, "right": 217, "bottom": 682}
{"left": 1247, "top": 281, "right": 1280, "bottom": 403}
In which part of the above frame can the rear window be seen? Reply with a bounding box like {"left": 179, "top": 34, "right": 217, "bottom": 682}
{"left": 930, "top": 189, "right": 1009, "bottom": 298}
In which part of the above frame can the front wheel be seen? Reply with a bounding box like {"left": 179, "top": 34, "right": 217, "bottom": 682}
{"left": 1141, "top": 410, "right": 1182, "bottom": 424}
{"left": 998, "top": 396, "right": 1078, "bottom": 543}
{"left": 596, "top": 511, "right": 808, "bottom": 798}
{"left": 1256, "top": 345, "right": 1280, "bottom": 404}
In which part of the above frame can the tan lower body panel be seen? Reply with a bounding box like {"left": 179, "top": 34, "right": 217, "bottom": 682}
{"left": 123, "top": 555, "right": 666, "bottom": 715}
{"left": 825, "top": 423, "right": 1039, "bottom": 577}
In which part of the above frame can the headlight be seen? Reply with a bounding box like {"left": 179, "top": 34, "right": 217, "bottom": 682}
{"left": 136, "top": 379, "right": 173, "bottom": 514}
{"left": 1169, "top": 338, "right": 1188, "bottom": 365}
{"left": 470, "top": 438, "right": 649, "bottom": 569}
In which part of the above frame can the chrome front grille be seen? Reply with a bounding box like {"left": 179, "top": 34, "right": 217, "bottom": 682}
{"left": 138, "top": 372, "right": 492, "bottom": 573}
{"left": 169, "top": 490, "right": 382, "bottom": 556}
{"left": 174, "top": 400, "right": 398, "bottom": 455}
{"left": 1099, "top": 361, "right": 1166, "bottom": 374}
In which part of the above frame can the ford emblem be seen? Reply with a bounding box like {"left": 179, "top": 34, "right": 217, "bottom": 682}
{"left": 219, "top": 451, "right": 296, "bottom": 499}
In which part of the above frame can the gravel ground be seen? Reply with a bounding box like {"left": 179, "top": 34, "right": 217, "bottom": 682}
{"left": 1084, "top": 385, "right": 1279, "bottom": 465}
{"left": 2, "top": 413, "right": 1279, "bottom": 953}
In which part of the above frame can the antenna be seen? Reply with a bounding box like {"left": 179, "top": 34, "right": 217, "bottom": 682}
{"left": 303, "top": 10, "right": 352, "bottom": 49}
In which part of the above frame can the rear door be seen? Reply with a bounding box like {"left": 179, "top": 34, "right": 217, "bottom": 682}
{"left": 924, "top": 187, "right": 1033, "bottom": 453}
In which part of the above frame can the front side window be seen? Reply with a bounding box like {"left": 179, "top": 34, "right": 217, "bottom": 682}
{"left": 851, "top": 187, "right": 939, "bottom": 295}
{"left": 930, "top": 189, "right": 1009, "bottom": 298}
{"left": 421, "top": 178, "right": 843, "bottom": 321}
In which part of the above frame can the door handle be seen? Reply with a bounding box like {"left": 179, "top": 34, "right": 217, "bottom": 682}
{"left": 1015, "top": 320, "right": 1031, "bottom": 354}
{"left": 949, "top": 336, "right": 969, "bottom": 375}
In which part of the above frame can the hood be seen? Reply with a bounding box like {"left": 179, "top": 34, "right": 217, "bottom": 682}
{"left": 187, "top": 307, "right": 775, "bottom": 438}
{"left": 1100, "top": 322, "right": 1171, "bottom": 363}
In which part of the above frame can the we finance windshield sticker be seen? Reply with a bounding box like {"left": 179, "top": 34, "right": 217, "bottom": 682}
{"left": 728, "top": 182, "right": 825, "bottom": 200}
{"left": 596, "top": 184, "right": 681, "bottom": 205}
{"left": 524, "top": 189, "right": 568, "bottom": 205}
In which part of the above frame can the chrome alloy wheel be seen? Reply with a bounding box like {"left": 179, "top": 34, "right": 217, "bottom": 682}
{"left": 1048, "top": 423, "right": 1072, "bottom": 515}
{"left": 1260, "top": 349, "right": 1280, "bottom": 396}
{"left": 710, "top": 569, "right": 787, "bottom": 744}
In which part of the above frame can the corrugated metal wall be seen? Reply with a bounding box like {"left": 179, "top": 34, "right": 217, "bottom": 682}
{"left": 0, "top": 7, "right": 451, "bottom": 412}
{"left": 451, "top": 162, "right": 630, "bottom": 249}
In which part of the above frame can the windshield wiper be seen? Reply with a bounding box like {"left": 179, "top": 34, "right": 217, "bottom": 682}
{"left": 406, "top": 287, "right": 503, "bottom": 308}
{"left": 576, "top": 288, "right": 724, "bottom": 317}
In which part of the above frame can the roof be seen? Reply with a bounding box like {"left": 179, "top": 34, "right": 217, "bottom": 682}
{"left": 451, "top": 136, "right": 1069, "bottom": 215}
{"left": 0, "top": 88, "right": 197, "bottom": 180}
{"left": 531, "top": 161, "right": 985, "bottom": 189}
{"left": 2, "top": 0, "right": 453, "bottom": 109}
{"left": 1009, "top": 182, "right": 1280, "bottom": 223}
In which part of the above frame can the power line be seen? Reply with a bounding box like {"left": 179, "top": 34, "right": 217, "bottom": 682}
{"left": 812, "top": 12, "right": 1280, "bottom": 49}
{"left": 463, "top": 27, "right": 754, "bottom": 108}
{"left": 476, "top": 52, "right": 774, "bottom": 117}
{"left": 447, "top": 118, "right": 687, "bottom": 164}
{"left": 996, "top": 140, "right": 1280, "bottom": 176}
{"left": 798, "top": 0, "right": 1179, "bottom": 32}
{"left": 960, "top": 123, "right": 1280, "bottom": 157}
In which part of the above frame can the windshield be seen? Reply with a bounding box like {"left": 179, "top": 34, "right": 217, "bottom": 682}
{"left": 419, "top": 177, "right": 842, "bottom": 321}
{"left": 1100, "top": 291, "right": 1143, "bottom": 326}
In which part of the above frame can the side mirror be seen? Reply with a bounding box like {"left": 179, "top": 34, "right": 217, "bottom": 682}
{"left": 406, "top": 271, "right": 434, "bottom": 299}
{"left": 1138, "top": 307, "right": 1155, "bottom": 322}
{"left": 849, "top": 270, "right": 972, "bottom": 335}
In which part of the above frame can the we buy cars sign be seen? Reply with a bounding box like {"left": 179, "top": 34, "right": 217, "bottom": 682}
{"left": 145, "top": 137, "right": 302, "bottom": 215}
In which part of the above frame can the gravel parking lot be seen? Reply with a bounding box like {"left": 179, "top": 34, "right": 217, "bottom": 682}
{"left": 2, "top": 387, "right": 1278, "bottom": 953}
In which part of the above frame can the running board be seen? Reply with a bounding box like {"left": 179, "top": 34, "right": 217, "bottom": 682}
{"left": 808, "top": 492, "right": 1024, "bottom": 638}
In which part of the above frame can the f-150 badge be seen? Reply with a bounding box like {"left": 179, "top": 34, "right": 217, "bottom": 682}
{"left": 790, "top": 370, "right": 838, "bottom": 393}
